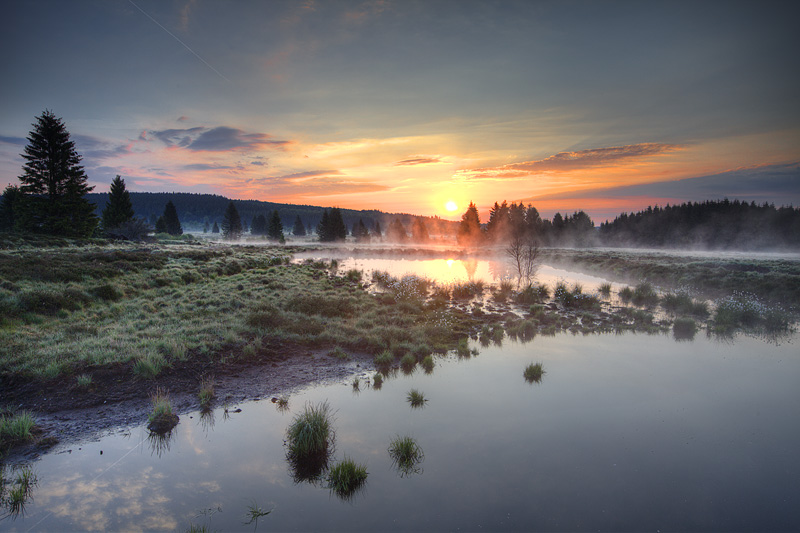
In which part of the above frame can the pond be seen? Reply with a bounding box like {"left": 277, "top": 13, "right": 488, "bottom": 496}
{"left": 4, "top": 328, "right": 799, "bottom": 531}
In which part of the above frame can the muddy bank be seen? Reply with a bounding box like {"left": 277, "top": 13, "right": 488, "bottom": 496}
{"left": 3, "top": 342, "right": 375, "bottom": 461}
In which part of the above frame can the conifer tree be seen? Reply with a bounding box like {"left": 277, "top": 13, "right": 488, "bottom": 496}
{"left": 162, "top": 200, "right": 183, "bottom": 235}
{"left": 101, "top": 175, "right": 135, "bottom": 232}
{"left": 457, "top": 202, "right": 483, "bottom": 247}
{"left": 387, "top": 219, "right": 408, "bottom": 242}
{"left": 317, "top": 209, "right": 331, "bottom": 241}
{"left": 0, "top": 185, "right": 21, "bottom": 231}
{"left": 411, "top": 218, "right": 430, "bottom": 243}
{"left": 373, "top": 221, "right": 382, "bottom": 240}
{"left": 267, "top": 210, "right": 284, "bottom": 241}
{"left": 250, "top": 214, "right": 268, "bottom": 236}
{"left": 221, "top": 201, "right": 242, "bottom": 240}
{"left": 329, "top": 207, "right": 347, "bottom": 241}
{"left": 292, "top": 215, "right": 306, "bottom": 236}
{"left": 16, "top": 110, "right": 97, "bottom": 236}
{"left": 155, "top": 216, "right": 167, "bottom": 234}
{"left": 212, "top": 221, "right": 220, "bottom": 234}
{"left": 352, "top": 218, "right": 369, "bottom": 242}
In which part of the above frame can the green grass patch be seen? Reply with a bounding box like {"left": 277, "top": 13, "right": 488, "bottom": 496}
{"left": 0, "top": 410, "right": 36, "bottom": 452}
{"left": 407, "top": 388, "right": 427, "bottom": 408}
{"left": 388, "top": 435, "right": 424, "bottom": 476}
{"left": 673, "top": 317, "right": 698, "bottom": 340}
{"left": 286, "top": 401, "right": 335, "bottom": 459}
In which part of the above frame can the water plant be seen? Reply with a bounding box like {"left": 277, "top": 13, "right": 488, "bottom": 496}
{"left": 372, "top": 372, "right": 384, "bottom": 389}
{"left": 523, "top": 362, "right": 545, "bottom": 383}
{"left": 618, "top": 286, "right": 634, "bottom": 303}
{"left": 421, "top": 354, "right": 434, "bottom": 373}
{"left": 374, "top": 350, "right": 393, "bottom": 367}
{"left": 352, "top": 376, "right": 360, "bottom": 391}
{"left": 148, "top": 388, "right": 179, "bottom": 434}
{"left": 631, "top": 282, "right": 660, "bottom": 308}
{"left": 326, "top": 456, "right": 368, "bottom": 500}
{"left": 3, "top": 465, "right": 37, "bottom": 518}
{"left": 243, "top": 500, "right": 272, "bottom": 530}
{"left": 407, "top": 389, "right": 427, "bottom": 408}
{"left": 514, "top": 283, "right": 549, "bottom": 304}
{"left": 276, "top": 397, "right": 290, "bottom": 411}
{"left": 400, "top": 353, "right": 416, "bottom": 372}
{"left": 388, "top": 435, "right": 424, "bottom": 476}
{"left": 598, "top": 282, "right": 612, "bottom": 297}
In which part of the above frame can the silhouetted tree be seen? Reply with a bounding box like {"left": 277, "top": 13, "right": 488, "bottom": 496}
{"left": 212, "top": 221, "right": 220, "bottom": 234}
{"left": 155, "top": 216, "right": 167, "bottom": 234}
{"left": 317, "top": 207, "right": 347, "bottom": 242}
{"left": 250, "top": 213, "right": 268, "bottom": 236}
{"left": 221, "top": 201, "right": 242, "bottom": 240}
{"left": 15, "top": 110, "right": 97, "bottom": 236}
{"left": 101, "top": 176, "right": 135, "bottom": 233}
{"left": 411, "top": 218, "right": 430, "bottom": 242}
{"left": 162, "top": 200, "right": 182, "bottom": 235}
{"left": 292, "top": 215, "right": 306, "bottom": 236}
{"left": 267, "top": 210, "right": 284, "bottom": 242}
{"left": 457, "top": 202, "right": 483, "bottom": 247}
{"left": 0, "top": 185, "right": 21, "bottom": 231}
{"left": 373, "top": 221, "right": 382, "bottom": 240}
{"left": 352, "top": 218, "right": 370, "bottom": 242}
{"left": 387, "top": 219, "right": 408, "bottom": 243}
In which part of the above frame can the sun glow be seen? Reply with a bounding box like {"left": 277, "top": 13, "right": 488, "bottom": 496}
{"left": 445, "top": 201, "right": 458, "bottom": 212}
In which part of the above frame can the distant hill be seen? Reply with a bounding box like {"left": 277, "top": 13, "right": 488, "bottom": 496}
{"left": 85, "top": 191, "right": 457, "bottom": 236}
{"left": 599, "top": 199, "right": 800, "bottom": 249}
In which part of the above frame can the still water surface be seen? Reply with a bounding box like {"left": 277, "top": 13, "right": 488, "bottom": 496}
{"left": 6, "top": 330, "right": 799, "bottom": 531}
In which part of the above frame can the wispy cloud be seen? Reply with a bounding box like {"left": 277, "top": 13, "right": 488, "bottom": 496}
{"left": 148, "top": 126, "right": 292, "bottom": 152}
{"left": 0, "top": 136, "right": 26, "bottom": 146}
{"left": 459, "top": 143, "right": 682, "bottom": 180}
{"left": 394, "top": 156, "right": 443, "bottom": 166}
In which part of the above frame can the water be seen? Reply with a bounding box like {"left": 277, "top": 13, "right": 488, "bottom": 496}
{"left": 5, "top": 330, "right": 799, "bottom": 531}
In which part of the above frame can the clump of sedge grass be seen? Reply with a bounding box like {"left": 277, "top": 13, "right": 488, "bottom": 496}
{"left": 400, "top": 353, "right": 416, "bottom": 372}
{"left": 672, "top": 317, "right": 698, "bottom": 341}
{"left": 328, "top": 347, "right": 350, "bottom": 360}
{"left": 198, "top": 376, "right": 215, "bottom": 409}
{"left": 0, "top": 410, "right": 36, "bottom": 451}
{"left": 523, "top": 362, "right": 545, "bottom": 383}
{"left": 598, "top": 282, "right": 612, "bottom": 297}
{"left": 372, "top": 372, "right": 384, "bottom": 389}
{"left": 374, "top": 350, "right": 393, "bottom": 367}
{"left": 421, "top": 354, "right": 434, "bottom": 373}
{"left": 243, "top": 500, "right": 272, "bottom": 528}
{"left": 388, "top": 435, "right": 424, "bottom": 476}
{"left": 76, "top": 373, "right": 92, "bottom": 389}
{"left": 407, "top": 389, "right": 427, "bottom": 408}
{"left": 3, "top": 465, "right": 37, "bottom": 517}
{"left": 275, "top": 396, "right": 290, "bottom": 412}
{"left": 618, "top": 286, "right": 634, "bottom": 303}
{"left": 147, "top": 387, "right": 179, "bottom": 434}
{"left": 326, "top": 456, "right": 368, "bottom": 500}
{"left": 286, "top": 401, "right": 335, "bottom": 459}
{"left": 352, "top": 376, "right": 360, "bottom": 391}
{"left": 631, "top": 282, "right": 660, "bottom": 308}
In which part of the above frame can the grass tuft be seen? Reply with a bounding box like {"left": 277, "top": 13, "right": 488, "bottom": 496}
{"left": 147, "top": 387, "right": 179, "bottom": 434}
{"left": 286, "top": 401, "right": 335, "bottom": 459}
{"left": 523, "top": 362, "right": 545, "bottom": 383}
{"left": 407, "top": 388, "right": 427, "bottom": 408}
{"left": 327, "top": 456, "right": 368, "bottom": 500}
{"left": 198, "top": 376, "right": 215, "bottom": 408}
{"left": 388, "top": 435, "right": 425, "bottom": 476}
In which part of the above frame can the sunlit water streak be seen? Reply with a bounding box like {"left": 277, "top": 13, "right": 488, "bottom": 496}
{"left": 6, "top": 331, "right": 799, "bottom": 532}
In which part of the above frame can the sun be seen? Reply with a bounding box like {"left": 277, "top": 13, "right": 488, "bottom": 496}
{"left": 445, "top": 201, "right": 458, "bottom": 212}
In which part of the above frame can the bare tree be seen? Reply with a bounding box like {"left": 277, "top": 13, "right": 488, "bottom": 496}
{"left": 505, "top": 235, "right": 539, "bottom": 287}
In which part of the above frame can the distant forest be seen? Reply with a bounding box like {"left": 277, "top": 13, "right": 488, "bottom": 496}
{"left": 85, "top": 192, "right": 458, "bottom": 237}
{"left": 599, "top": 200, "right": 800, "bottom": 249}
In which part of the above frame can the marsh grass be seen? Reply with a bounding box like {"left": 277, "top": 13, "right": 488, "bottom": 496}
{"left": 148, "top": 388, "right": 179, "bottom": 434}
{"left": 400, "top": 353, "right": 416, "bottom": 372}
{"left": 374, "top": 350, "right": 394, "bottom": 367}
{"left": 2, "top": 465, "right": 37, "bottom": 517}
{"left": 326, "top": 456, "right": 368, "bottom": 500}
{"left": 286, "top": 401, "right": 335, "bottom": 460}
{"left": 713, "top": 292, "right": 793, "bottom": 333}
{"left": 598, "top": 282, "right": 612, "bottom": 297}
{"left": 328, "top": 347, "right": 350, "bottom": 360}
{"left": 276, "top": 397, "right": 290, "bottom": 412}
{"left": 76, "top": 373, "right": 92, "bottom": 389}
{"left": 421, "top": 354, "right": 434, "bottom": 373}
{"left": 673, "top": 317, "right": 698, "bottom": 340}
{"left": 407, "top": 389, "right": 427, "bottom": 408}
{"left": 372, "top": 372, "right": 384, "bottom": 389}
{"left": 351, "top": 376, "right": 360, "bottom": 391}
{"left": 661, "top": 291, "right": 709, "bottom": 317}
{"left": 523, "top": 362, "right": 545, "bottom": 383}
{"left": 631, "top": 282, "right": 660, "bottom": 308}
{"left": 0, "top": 410, "right": 35, "bottom": 452}
{"left": 388, "top": 435, "right": 424, "bottom": 476}
{"left": 618, "top": 286, "right": 634, "bottom": 303}
{"left": 198, "top": 376, "right": 215, "bottom": 408}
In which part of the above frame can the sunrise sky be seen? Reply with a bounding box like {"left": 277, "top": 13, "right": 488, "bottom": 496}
{"left": 1, "top": 0, "right": 798, "bottom": 222}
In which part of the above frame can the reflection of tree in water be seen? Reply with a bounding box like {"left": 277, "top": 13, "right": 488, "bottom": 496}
{"left": 461, "top": 258, "right": 478, "bottom": 281}
{"left": 487, "top": 259, "right": 515, "bottom": 282}
{"left": 148, "top": 429, "right": 176, "bottom": 458}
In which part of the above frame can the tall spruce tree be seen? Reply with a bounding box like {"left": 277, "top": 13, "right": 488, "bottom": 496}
{"left": 102, "top": 175, "right": 135, "bottom": 232}
{"left": 292, "top": 215, "right": 306, "bottom": 236}
{"left": 16, "top": 110, "right": 97, "bottom": 236}
{"left": 317, "top": 209, "right": 332, "bottom": 241}
{"left": 457, "top": 202, "right": 483, "bottom": 247}
{"left": 267, "top": 210, "right": 284, "bottom": 241}
{"left": 221, "top": 201, "right": 242, "bottom": 240}
{"left": 250, "top": 213, "right": 268, "bottom": 236}
{"left": 162, "top": 200, "right": 183, "bottom": 235}
{"left": 329, "top": 207, "right": 347, "bottom": 241}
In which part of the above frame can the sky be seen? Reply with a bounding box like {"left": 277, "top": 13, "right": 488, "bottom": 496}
{"left": 1, "top": 0, "right": 799, "bottom": 222}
